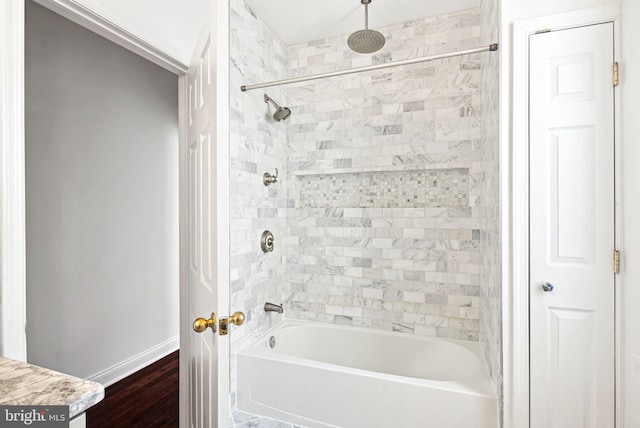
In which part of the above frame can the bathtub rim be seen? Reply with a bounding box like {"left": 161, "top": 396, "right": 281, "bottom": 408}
{"left": 237, "top": 318, "right": 497, "bottom": 399}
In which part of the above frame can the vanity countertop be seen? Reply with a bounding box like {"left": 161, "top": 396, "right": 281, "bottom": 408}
{"left": 0, "top": 357, "right": 104, "bottom": 418}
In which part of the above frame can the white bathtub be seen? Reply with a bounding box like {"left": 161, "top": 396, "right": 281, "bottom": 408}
{"left": 237, "top": 320, "right": 497, "bottom": 428}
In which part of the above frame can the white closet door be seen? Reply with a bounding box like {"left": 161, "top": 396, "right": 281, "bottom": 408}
{"left": 529, "top": 23, "right": 615, "bottom": 428}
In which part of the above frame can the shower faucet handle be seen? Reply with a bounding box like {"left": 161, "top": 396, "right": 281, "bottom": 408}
{"left": 263, "top": 168, "right": 278, "bottom": 186}
{"left": 261, "top": 230, "right": 275, "bottom": 253}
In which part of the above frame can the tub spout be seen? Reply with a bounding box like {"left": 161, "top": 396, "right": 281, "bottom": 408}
{"left": 264, "top": 302, "right": 283, "bottom": 314}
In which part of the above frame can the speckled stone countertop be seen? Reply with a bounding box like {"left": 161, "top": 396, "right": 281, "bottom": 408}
{"left": 0, "top": 357, "right": 104, "bottom": 418}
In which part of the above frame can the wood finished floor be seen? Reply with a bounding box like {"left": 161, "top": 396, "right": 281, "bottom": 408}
{"left": 86, "top": 350, "right": 179, "bottom": 428}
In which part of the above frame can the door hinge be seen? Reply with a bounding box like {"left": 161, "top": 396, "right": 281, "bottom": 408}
{"left": 613, "top": 62, "right": 619, "bottom": 87}
{"left": 535, "top": 29, "right": 551, "bottom": 34}
{"left": 614, "top": 250, "right": 620, "bottom": 274}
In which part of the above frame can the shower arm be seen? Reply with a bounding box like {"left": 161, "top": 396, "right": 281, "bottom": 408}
{"left": 264, "top": 95, "right": 278, "bottom": 109}
{"left": 361, "top": 0, "right": 372, "bottom": 29}
{"left": 241, "top": 44, "right": 498, "bottom": 92}
{"left": 364, "top": 2, "right": 369, "bottom": 29}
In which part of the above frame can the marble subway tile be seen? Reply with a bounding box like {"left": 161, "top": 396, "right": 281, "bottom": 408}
{"left": 233, "top": 2, "right": 498, "bottom": 404}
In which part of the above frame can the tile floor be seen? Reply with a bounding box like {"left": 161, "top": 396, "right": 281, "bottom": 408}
{"left": 231, "top": 411, "right": 306, "bottom": 428}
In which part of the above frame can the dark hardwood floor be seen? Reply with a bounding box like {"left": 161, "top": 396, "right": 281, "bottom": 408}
{"left": 87, "top": 350, "right": 179, "bottom": 428}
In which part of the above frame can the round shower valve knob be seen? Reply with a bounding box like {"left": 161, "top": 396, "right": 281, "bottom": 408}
{"left": 261, "top": 230, "right": 275, "bottom": 253}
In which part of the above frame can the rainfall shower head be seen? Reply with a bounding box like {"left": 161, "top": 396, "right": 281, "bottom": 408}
{"left": 264, "top": 94, "right": 291, "bottom": 122}
{"left": 348, "top": 0, "right": 386, "bottom": 54}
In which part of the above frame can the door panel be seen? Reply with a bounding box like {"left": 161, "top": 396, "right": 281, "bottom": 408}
{"left": 549, "top": 126, "right": 595, "bottom": 265}
{"left": 546, "top": 307, "right": 596, "bottom": 426}
{"left": 529, "top": 23, "right": 615, "bottom": 428}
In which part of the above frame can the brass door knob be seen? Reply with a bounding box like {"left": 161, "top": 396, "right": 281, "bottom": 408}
{"left": 193, "top": 313, "right": 217, "bottom": 333}
{"left": 229, "top": 311, "right": 245, "bottom": 326}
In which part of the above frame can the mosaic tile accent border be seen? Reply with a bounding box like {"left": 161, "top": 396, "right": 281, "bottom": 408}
{"left": 298, "top": 169, "right": 469, "bottom": 209}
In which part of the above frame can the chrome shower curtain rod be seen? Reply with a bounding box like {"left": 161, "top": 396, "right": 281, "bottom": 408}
{"left": 240, "top": 43, "right": 498, "bottom": 92}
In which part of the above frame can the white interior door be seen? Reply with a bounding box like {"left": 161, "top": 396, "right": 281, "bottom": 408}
{"left": 181, "top": 0, "right": 230, "bottom": 427}
{"left": 529, "top": 23, "right": 615, "bottom": 428}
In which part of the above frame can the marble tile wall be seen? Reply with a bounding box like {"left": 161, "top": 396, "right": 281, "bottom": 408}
{"left": 479, "top": 0, "right": 502, "bottom": 418}
{"left": 284, "top": 8, "right": 485, "bottom": 341}
{"left": 229, "top": 0, "right": 290, "bottom": 405}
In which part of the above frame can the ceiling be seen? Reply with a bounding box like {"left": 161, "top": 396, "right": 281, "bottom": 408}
{"left": 243, "top": 0, "right": 481, "bottom": 46}
{"left": 96, "top": 0, "right": 209, "bottom": 59}
{"left": 57, "top": 0, "right": 209, "bottom": 66}
{"left": 45, "top": 0, "right": 479, "bottom": 67}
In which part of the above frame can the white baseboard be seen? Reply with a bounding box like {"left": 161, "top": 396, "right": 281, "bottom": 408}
{"left": 88, "top": 336, "right": 179, "bottom": 387}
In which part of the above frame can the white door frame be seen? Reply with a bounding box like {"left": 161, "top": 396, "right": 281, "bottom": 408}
{"left": 1, "top": 1, "right": 230, "bottom": 426}
{"left": 1, "top": 0, "right": 27, "bottom": 362}
{"left": 509, "top": 5, "right": 623, "bottom": 428}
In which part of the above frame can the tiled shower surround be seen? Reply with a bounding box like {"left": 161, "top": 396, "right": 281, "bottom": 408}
{"left": 229, "top": 0, "right": 289, "bottom": 405}
{"left": 229, "top": 0, "right": 501, "bottom": 409}
{"left": 480, "top": 0, "right": 502, "bottom": 412}
{"left": 285, "top": 9, "right": 485, "bottom": 341}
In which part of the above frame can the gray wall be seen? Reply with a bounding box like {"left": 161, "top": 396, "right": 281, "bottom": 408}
{"left": 25, "top": 1, "right": 179, "bottom": 381}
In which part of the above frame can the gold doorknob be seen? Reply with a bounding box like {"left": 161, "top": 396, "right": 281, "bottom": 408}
{"left": 193, "top": 313, "right": 217, "bottom": 333}
{"left": 229, "top": 311, "right": 245, "bottom": 326}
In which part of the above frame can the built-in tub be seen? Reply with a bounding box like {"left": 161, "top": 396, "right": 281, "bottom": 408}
{"left": 238, "top": 320, "right": 497, "bottom": 428}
